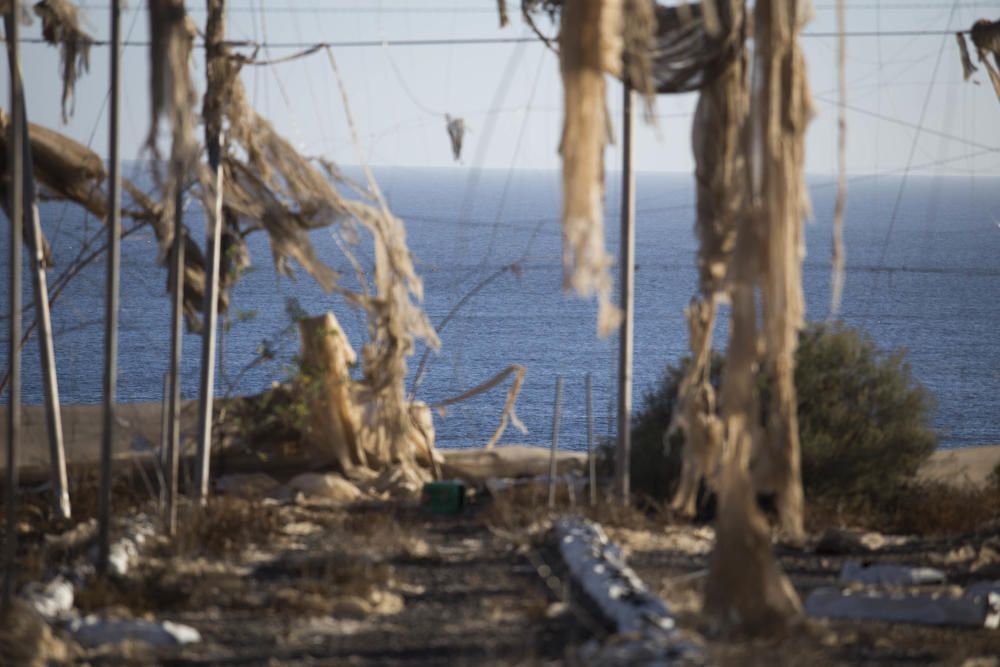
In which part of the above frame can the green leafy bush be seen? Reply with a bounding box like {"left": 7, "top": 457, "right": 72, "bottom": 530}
{"left": 614, "top": 322, "right": 938, "bottom": 507}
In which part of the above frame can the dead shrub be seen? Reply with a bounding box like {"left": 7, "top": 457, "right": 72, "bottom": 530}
{"left": 167, "top": 497, "right": 282, "bottom": 557}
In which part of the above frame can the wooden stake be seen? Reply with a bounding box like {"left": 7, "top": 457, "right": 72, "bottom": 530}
{"left": 586, "top": 372, "right": 596, "bottom": 506}
{"left": 165, "top": 199, "right": 185, "bottom": 537}
{"left": 616, "top": 84, "right": 635, "bottom": 505}
{"left": 3, "top": 3, "right": 24, "bottom": 612}
{"left": 548, "top": 375, "right": 563, "bottom": 510}
{"left": 98, "top": 0, "right": 123, "bottom": 574}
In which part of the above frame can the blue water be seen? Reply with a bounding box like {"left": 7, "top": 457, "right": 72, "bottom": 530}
{"left": 2, "top": 167, "right": 1000, "bottom": 450}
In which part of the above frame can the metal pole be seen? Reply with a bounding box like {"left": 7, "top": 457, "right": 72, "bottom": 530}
{"left": 165, "top": 196, "right": 185, "bottom": 536}
{"left": 547, "top": 375, "right": 563, "bottom": 510}
{"left": 194, "top": 132, "right": 223, "bottom": 503}
{"left": 586, "top": 373, "right": 596, "bottom": 506}
{"left": 194, "top": 0, "right": 227, "bottom": 503}
{"left": 8, "top": 38, "right": 71, "bottom": 521}
{"left": 159, "top": 371, "right": 169, "bottom": 471}
{"left": 97, "top": 0, "right": 123, "bottom": 575}
{"left": 22, "top": 152, "right": 70, "bottom": 521}
{"left": 616, "top": 83, "right": 635, "bottom": 505}
{"left": 3, "top": 2, "right": 24, "bottom": 612}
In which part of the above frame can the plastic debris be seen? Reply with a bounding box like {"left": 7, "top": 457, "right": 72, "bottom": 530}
{"left": 806, "top": 584, "right": 1000, "bottom": 629}
{"left": 70, "top": 617, "right": 202, "bottom": 648}
{"left": 839, "top": 560, "right": 947, "bottom": 586}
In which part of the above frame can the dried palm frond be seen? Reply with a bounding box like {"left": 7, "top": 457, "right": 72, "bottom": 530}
{"left": 33, "top": 0, "right": 92, "bottom": 123}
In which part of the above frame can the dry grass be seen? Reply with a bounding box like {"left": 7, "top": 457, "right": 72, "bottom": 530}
{"left": 166, "top": 497, "right": 283, "bottom": 557}
{"left": 808, "top": 480, "right": 1000, "bottom": 537}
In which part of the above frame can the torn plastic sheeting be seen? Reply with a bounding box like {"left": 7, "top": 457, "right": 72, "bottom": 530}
{"left": 806, "top": 585, "right": 1000, "bottom": 629}
{"left": 555, "top": 519, "right": 682, "bottom": 634}
{"left": 70, "top": 617, "right": 202, "bottom": 648}
{"left": 24, "top": 577, "right": 74, "bottom": 621}
{"left": 839, "top": 560, "right": 947, "bottom": 586}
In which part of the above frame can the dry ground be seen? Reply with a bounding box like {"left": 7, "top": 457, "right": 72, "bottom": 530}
{"left": 3, "top": 469, "right": 1000, "bottom": 665}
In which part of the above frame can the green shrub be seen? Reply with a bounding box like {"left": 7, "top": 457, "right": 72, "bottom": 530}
{"left": 613, "top": 322, "right": 938, "bottom": 507}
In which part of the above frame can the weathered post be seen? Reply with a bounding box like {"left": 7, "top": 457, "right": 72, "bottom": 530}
{"left": 616, "top": 83, "right": 635, "bottom": 504}
{"left": 586, "top": 372, "right": 596, "bottom": 506}
{"left": 547, "top": 375, "right": 563, "bottom": 510}
{"left": 97, "top": 0, "right": 123, "bottom": 575}
{"left": 3, "top": 1, "right": 24, "bottom": 611}
{"left": 165, "top": 206, "right": 185, "bottom": 536}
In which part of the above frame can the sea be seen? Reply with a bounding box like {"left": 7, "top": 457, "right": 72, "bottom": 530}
{"left": 2, "top": 166, "right": 999, "bottom": 451}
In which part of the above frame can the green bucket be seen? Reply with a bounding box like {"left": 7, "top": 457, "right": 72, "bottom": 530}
{"left": 421, "top": 480, "right": 467, "bottom": 515}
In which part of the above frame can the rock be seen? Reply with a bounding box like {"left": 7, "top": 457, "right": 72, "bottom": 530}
{"left": 371, "top": 464, "right": 428, "bottom": 499}
{"left": 972, "top": 541, "right": 1000, "bottom": 573}
{"left": 368, "top": 589, "right": 404, "bottom": 615}
{"left": 282, "top": 521, "right": 322, "bottom": 537}
{"left": 929, "top": 545, "right": 977, "bottom": 566}
{"left": 70, "top": 617, "right": 201, "bottom": 648}
{"left": 24, "top": 577, "right": 74, "bottom": 620}
{"left": 215, "top": 472, "right": 281, "bottom": 499}
{"left": 285, "top": 472, "right": 363, "bottom": 502}
{"left": 331, "top": 596, "right": 372, "bottom": 619}
{"left": 44, "top": 519, "right": 97, "bottom": 553}
{"left": 839, "top": 560, "right": 947, "bottom": 586}
{"left": 961, "top": 658, "right": 1000, "bottom": 667}
{"left": 0, "top": 601, "right": 70, "bottom": 667}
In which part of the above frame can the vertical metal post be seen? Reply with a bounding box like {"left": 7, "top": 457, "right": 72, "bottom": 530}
{"left": 194, "top": 135, "right": 223, "bottom": 503}
{"left": 586, "top": 373, "right": 596, "bottom": 506}
{"left": 547, "top": 375, "right": 563, "bottom": 510}
{"left": 616, "top": 84, "right": 636, "bottom": 505}
{"left": 3, "top": 2, "right": 24, "bottom": 612}
{"left": 195, "top": 0, "right": 228, "bottom": 503}
{"left": 165, "top": 195, "right": 185, "bottom": 536}
{"left": 98, "top": 0, "right": 123, "bottom": 575}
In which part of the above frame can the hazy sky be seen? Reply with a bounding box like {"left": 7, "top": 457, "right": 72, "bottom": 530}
{"left": 7, "top": 1, "right": 1000, "bottom": 176}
